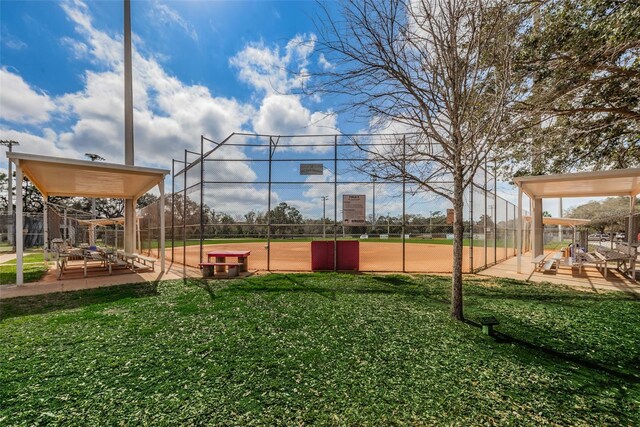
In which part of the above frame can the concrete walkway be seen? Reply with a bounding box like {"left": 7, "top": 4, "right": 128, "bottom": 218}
{"left": 480, "top": 253, "right": 640, "bottom": 295}
{"left": 0, "top": 262, "right": 204, "bottom": 299}
{"left": 0, "top": 253, "right": 17, "bottom": 263}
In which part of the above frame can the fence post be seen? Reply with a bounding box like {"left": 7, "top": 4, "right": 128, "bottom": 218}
{"left": 267, "top": 136, "right": 273, "bottom": 271}
{"left": 334, "top": 135, "right": 338, "bottom": 272}
{"left": 200, "top": 135, "right": 204, "bottom": 264}
{"left": 470, "top": 184, "right": 474, "bottom": 273}
{"left": 171, "top": 159, "right": 175, "bottom": 261}
{"left": 402, "top": 135, "right": 406, "bottom": 273}
{"left": 183, "top": 149, "right": 187, "bottom": 274}
{"left": 493, "top": 160, "right": 498, "bottom": 264}
{"left": 484, "top": 158, "right": 488, "bottom": 268}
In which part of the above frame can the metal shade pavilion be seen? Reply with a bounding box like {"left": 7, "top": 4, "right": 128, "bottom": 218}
{"left": 513, "top": 168, "right": 640, "bottom": 273}
{"left": 7, "top": 152, "right": 169, "bottom": 285}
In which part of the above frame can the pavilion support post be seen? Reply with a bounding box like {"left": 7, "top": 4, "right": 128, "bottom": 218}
{"left": 15, "top": 161, "right": 23, "bottom": 285}
{"left": 43, "top": 198, "right": 49, "bottom": 252}
{"left": 136, "top": 217, "right": 141, "bottom": 253}
{"left": 558, "top": 198, "right": 563, "bottom": 244}
{"left": 63, "top": 209, "right": 68, "bottom": 241}
{"left": 159, "top": 180, "right": 166, "bottom": 272}
{"left": 532, "top": 198, "right": 544, "bottom": 258}
{"left": 124, "top": 198, "right": 136, "bottom": 253}
{"left": 89, "top": 224, "right": 96, "bottom": 246}
{"left": 516, "top": 187, "right": 522, "bottom": 274}
{"left": 630, "top": 195, "right": 637, "bottom": 244}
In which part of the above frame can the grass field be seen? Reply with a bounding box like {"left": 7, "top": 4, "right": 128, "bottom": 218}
{"left": 1, "top": 274, "right": 638, "bottom": 425}
{"left": 0, "top": 253, "right": 49, "bottom": 285}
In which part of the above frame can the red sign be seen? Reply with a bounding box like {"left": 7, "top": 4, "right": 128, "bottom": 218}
{"left": 447, "top": 209, "right": 454, "bottom": 224}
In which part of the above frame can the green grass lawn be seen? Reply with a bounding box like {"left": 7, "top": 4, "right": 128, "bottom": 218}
{"left": 1, "top": 274, "right": 638, "bottom": 425}
{"left": 0, "top": 253, "right": 49, "bottom": 285}
{"left": 1, "top": 253, "right": 46, "bottom": 265}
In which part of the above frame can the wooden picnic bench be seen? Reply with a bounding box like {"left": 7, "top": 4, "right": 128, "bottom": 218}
{"left": 136, "top": 255, "right": 157, "bottom": 271}
{"left": 531, "top": 254, "right": 548, "bottom": 272}
{"left": 115, "top": 251, "right": 158, "bottom": 272}
{"left": 198, "top": 262, "right": 244, "bottom": 278}
{"left": 207, "top": 250, "right": 251, "bottom": 272}
{"left": 546, "top": 251, "right": 565, "bottom": 272}
{"left": 573, "top": 251, "right": 608, "bottom": 275}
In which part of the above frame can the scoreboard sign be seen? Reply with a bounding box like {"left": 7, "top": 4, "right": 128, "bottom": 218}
{"left": 447, "top": 209, "right": 455, "bottom": 224}
{"left": 343, "top": 195, "right": 366, "bottom": 225}
{"left": 300, "top": 164, "right": 324, "bottom": 175}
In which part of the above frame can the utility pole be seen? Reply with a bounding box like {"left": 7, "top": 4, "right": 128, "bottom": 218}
{"left": 321, "top": 196, "right": 328, "bottom": 239}
{"left": 0, "top": 140, "right": 19, "bottom": 246}
{"left": 85, "top": 153, "right": 106, "bottom": 219}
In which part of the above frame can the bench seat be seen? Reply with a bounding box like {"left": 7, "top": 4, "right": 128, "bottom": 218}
{"left": 136, "top": 255, "right": 157, "bottom": 271}
{"left": 542, "top": 259, "right": 557, "bottom": 272}
{"left": 199, "top": 262, "right": 243, "bottom": 278}
{"left": 532, "top": 254, "right": 548, "bottom": 271}
{"left": 198, "top": 262, "right": 243, "bottom": 267}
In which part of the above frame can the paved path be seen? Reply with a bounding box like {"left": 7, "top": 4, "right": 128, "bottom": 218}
{"left": 0, "top": 253, "right": 17, "bottom": 263}
{"left": 0, "top": 262, "right": 203, "bottom": 299}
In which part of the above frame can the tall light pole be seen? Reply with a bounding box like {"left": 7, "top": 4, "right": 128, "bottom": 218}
{"left": 1, "top": 140, "right": 19, "bottom": 245}
{"left": 123, "top": 0, "right": 136, "bottom": 253}
{"left": 429, "top": 210, "right": 435, "bottom": 237}
{"left": 387, "top": 212, "right": 391, "bottom": 235}
{"left": 321, "top": 196, "right": 328, "bottom": 239}
{"left": 85, "top": 153, "right": 106, "bottom": 218}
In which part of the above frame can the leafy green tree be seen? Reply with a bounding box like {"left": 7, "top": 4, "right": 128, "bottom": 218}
{"left": 567, "top": 196, "right": 638, "bottom": 232}
{"left": 268, "top": 203, "right": 304, "bottom": 237}
{"left": 504, "top": 0, "right": 640, "bottom": 175}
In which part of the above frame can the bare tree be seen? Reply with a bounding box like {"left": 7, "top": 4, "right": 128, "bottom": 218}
{"left": 315, "top": 0, "right": 524, "bottom": 320}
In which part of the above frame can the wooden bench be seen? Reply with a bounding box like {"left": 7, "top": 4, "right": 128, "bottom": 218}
{"left": 532, "top": 254, "right": 548, "bottom": 271}
{"left": 136, "top": 255, "right": 157, "bottom": 271}
{"left": 574, "top": 252, "right": 605, "bottom": 274}
{"left": 542, "top": 259, "right": 557, "bottom": 272}
{"left": 117, "top": 251, "right": 140, "bottom": 271}
{"left": 480, "top": 316, "right": 500, "bottom": 336}
{"left": 593, "top": 251, "right": 609, "bottom": 277}
{"left": 199, "top": 262, "right": 243, "bottom": 278}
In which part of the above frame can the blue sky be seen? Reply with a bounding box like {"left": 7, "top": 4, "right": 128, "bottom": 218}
{"left": 1, "top": 0, "right": 344, "bottom": 164}
{"left": 0, "top": 0, "right": 597, "bottom": 217}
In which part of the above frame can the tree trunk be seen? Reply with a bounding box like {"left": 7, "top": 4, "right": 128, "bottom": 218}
{"left": 451, "top": 174, "right": 465, "bottom": 321}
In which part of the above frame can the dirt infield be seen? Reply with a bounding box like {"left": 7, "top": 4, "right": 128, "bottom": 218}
{"left": 163, "top": 241, "right": 513, "bottom": 273}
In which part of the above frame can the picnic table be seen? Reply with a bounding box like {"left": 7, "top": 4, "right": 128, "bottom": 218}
{"left": 200, "top": 250, "right": 251, "bottom": 278}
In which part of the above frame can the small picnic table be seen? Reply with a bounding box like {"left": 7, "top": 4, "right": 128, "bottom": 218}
{"left": 200, "top": 250, "right": 251, "bottom": 277}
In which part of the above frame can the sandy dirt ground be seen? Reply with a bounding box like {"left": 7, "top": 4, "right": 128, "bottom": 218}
{"left": 162, "top": 241, "right": 513, "bottom": 273}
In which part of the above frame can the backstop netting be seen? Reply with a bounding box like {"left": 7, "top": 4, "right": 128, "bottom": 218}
{"left": 143, "top": 133, "right": 522, "bottom": 273}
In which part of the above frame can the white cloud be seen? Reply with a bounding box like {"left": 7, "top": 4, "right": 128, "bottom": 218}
{"left": 230, "top": 33, "right": 316, "bottom": 95}
{"left": 60, "top": 0, "right": 122, "bottom": 67}
{"left": 2, "top": 33, "right": 27, "bottom": 50}
{"left": 318, "top": 53, "right": 333, "bottom": 71}
{"left": 0, "top": 0, "right": 346, "bottom": 218}
{"left": 50, "top": 0, "right": 252, "bottom": 169}
{"left": 0, "top": 68, "right": 55, "bottom": 124}
{"left": 0, "top": 127, "right": 67, "bottom": 158}
{"left": 60, "top": 36, "right": 89, "bottom": 59}
{"left": 149, "top": 1, "right": 198, "bottom": 42}
{"left": 253, "top": 94, "right": 337, "bottom": 140}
